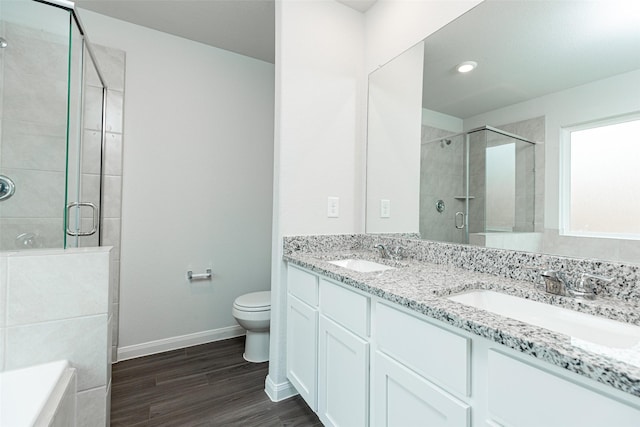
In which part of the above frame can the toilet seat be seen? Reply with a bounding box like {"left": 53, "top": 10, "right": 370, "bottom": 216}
{"left": 233, "top": 291, "right": 271, "bottom": 312}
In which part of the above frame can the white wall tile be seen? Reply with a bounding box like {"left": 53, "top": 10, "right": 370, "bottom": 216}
{"left": 0, "top": 328, "right": 5, "bottom": 370}
{"left": 102, "top": 175, "right": 122, "bottom": 219}
{"left": 81, "top": 173, "right": 101, "bottom": 210}
{"left": 104, "top": 132, "right": 123, "bottom": 176}
{"left": 76, "top": 386, "right": 107, "bottom": 427}
{"left": 6, "top": 251, "right": 109, "bottom": 325}
{"left": 5, "top": 314, "right": 108, "bottom": 390}
{"left": 92, "top": 44, "right": 126, "bottom": 92}
{"left": 0, "top": 168, "right": 65, "bottom": 218}
{"left": 0, "top": 256, "right": 6, "bottom": 329}
{"left": 105, "top": 90, "right": 123, "bottom": 133}
{"left": 0, "top": 218, "right": 64, "bottom": 250}
{"left": 81, "top": 130, "right": 103, "bottom": 175}
{"left": 111, "top": 303, "right": 119, "bottom": 347}
{"left": 101, "top": 219, "right": 121, "bottom": 261}
{"left": 110, "top": 259, "right": 120, "bottom": 304}
{"left": 1, "top": 119, "right": 66, "bottom": 171}
{"left": 48, "top": 370, "right": 78, "bottom": 427}
{"left": 83, "top": 85, "right": 104, "bottom": 132}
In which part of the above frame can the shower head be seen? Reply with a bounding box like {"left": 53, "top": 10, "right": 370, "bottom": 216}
{"left": 440, "top": 138, "right": 452, "bottom": 147}
{"left": 0, "top": 37, "right": 7, "bottom": 48}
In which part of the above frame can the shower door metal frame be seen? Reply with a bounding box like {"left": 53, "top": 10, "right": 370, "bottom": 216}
{"left": 35, "top": 0, "right": 109, "bottom": 247}
{"left": 421, "top": 126, "right": 536, "bottom": 244}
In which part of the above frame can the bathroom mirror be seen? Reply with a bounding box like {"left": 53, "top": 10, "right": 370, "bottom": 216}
{"left": 366, "top": 0, "right": 640, "bottom": 264}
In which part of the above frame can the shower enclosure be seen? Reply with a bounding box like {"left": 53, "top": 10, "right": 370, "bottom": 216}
{"left": 419, "top": 126, "right": 535, "bottom": 244}
{"left": 0, "top": 0, "right": 106, "bottom": 250}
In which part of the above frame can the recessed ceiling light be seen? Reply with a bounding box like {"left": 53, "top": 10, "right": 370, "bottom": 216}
{"left": 457, "top": 61, "right": 478, "bottom": 73}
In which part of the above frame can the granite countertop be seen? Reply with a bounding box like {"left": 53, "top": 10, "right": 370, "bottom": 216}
{"left": 285, "top": 249, "right": 640, "bottom": 399}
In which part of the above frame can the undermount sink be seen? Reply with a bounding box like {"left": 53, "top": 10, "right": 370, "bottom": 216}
{"left": 327, "top": 258, "right": 395, "bottom": 273}
{"left": 448, "top": 290, "right": 640, "bottom": 349}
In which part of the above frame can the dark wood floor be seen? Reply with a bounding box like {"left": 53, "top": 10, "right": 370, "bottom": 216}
{"left": 110, "top": 336, "right": 322, "bottom": 426}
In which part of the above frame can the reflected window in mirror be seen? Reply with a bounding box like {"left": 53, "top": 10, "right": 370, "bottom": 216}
{"left": 561, "top": 114, "right": 640, "bottom": 239}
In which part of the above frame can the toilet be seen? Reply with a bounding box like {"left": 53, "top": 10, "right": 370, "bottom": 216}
{"left": 232, "top": 291, "right": 271, "bottom": 363}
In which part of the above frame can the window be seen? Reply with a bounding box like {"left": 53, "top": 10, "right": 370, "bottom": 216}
{"left": 561, "top": 115, "right": 640, "bottom": 239}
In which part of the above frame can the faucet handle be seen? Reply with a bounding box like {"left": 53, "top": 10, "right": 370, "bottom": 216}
{"left": 577, "top": 273, "right": 614, "bottom": 291}
{"left": 579, "top": 272, "right": 614, "bottom": 284}
{"left": 392, "top": 246, "right": 406, "bottom": 259}
{"left": 570, "top": 273, "right": 613, "bottom": 300}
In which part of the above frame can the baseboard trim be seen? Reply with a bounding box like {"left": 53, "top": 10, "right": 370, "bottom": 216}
{"left": 265, "top": 375, "right": 298, "bottom": 402}
{"left": 116, "top": 325, "right": 245, "bottom": 362}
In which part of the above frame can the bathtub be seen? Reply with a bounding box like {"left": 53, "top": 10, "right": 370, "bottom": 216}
{"left": 0, "top": 360, "right": 77, "bottom": 427}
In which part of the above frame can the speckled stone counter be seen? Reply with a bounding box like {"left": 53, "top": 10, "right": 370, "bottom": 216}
{"left": 283, "top": 234, "right": 640, "bottom": 399}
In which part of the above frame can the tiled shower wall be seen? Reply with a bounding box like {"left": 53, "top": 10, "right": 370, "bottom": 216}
{"left": 0, "top": 21, "right": 68, "bottom": 249}
{"left": 420, "top": 116, "right": 544, "bottom": 244}
{"left": 420, "top": 127, "right": 465, "bottom": 244}
{"left": 90, "top": 43, "right": 125, "bottom": 362}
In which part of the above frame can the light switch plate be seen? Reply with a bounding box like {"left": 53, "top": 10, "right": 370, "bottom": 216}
{"left": 380, "top": 199, "right": 391, "bottom": 218}
{"left": 328, "top": 197, "right": 339, "bottom": 218}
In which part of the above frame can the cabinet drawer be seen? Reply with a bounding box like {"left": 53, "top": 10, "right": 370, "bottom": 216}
{"left": 320, "top": 279, "right": 369, "bottom": 337}
{"left": 488, "top": 350, "right": 640, "bottom": 427}
{"left": 288, "top": 265, "right": 318, "bottom": 307}
{"left": 375, "top": 302, "right": 470, "bottom": 397}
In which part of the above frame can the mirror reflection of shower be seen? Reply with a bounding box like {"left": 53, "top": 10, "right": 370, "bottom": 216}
{"left": 419, "top": 126, "right": 536, "bottom": 245}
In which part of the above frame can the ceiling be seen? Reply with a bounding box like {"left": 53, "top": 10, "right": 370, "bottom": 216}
{"left": 421, "top": 1, "right": 640, "bottom": 119}
{"left": 77, "top": 0, "right": 377, "bottom": 64}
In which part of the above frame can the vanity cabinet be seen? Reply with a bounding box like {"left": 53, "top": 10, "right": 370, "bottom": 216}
{"left": 286, "top": 265, "right": 319, "bottom": 410}
{"left": 318, "top": 279, "right": 370, "bottom": 427}
{"left": 286, "top": 263, "right": 640, "bottom": 427}
{"left": 372, "top": 302, "right": 471, "bottom": 427}
{"left": 373, "top": 351, "right": 469, "bottom": 427}
{"left": 487, "top": 350, "right": 640, "bottom": 427}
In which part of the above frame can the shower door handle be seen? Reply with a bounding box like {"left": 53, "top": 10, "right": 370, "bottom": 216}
{"left": 455, "top": 212, "right": 465, "bottom": 229}
{"left": 66, "top": 202, "right": 98, "bottom": 236}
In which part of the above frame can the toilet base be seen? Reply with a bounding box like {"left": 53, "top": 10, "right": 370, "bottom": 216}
{"left": 244, "top": 330, "right": 270, "bottom": 363}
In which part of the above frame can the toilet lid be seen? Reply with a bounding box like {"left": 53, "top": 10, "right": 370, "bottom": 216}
{"left": 234, "top": 291, "right": 271, "bottom": 311}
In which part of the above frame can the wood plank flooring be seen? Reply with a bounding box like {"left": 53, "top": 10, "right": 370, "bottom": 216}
{"left": 110, "top": 336, "right": 322, "bottom": 427}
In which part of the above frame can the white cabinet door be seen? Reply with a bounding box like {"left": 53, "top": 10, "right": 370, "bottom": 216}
{"left": 318, "top": 315, "right": 369, "bottom": 427}
{"left": 372, "top": 351, "right": 470, "bottom": 427}
{"left": 287, "top": 294, "right": 318, "bottom": 411}
{"left": 488, "top": 350, "right": 640, "bottom": 427}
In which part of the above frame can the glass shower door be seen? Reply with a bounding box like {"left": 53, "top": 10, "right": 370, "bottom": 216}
{"left": 65, "top": 24, "right": 104, "bottom": 248}
{"left": 0, "top": 1, "right": 71, "bottom": 250}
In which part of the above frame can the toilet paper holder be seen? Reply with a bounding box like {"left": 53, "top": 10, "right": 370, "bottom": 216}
{"left": 187, "top": 269, "right": 212, "bottom": 281}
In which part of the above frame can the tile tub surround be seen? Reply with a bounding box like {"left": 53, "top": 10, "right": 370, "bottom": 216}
{"left": 283, "top": 234, "right": 640, "bottom": 398}
{"left": 0, "top": 247, "right": 112, "bottom": 426}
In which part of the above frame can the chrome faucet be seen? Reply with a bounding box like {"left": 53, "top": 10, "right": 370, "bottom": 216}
{"left": 373, "top": 244, "right": 391, "bottom": 259}
{"left": 540, "top": 269, "right": 613, "bottom": 300}
{"left": 541, "top": 269, "right": 570, "bottom": 296}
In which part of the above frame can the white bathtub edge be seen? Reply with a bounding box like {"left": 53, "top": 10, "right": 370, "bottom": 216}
{"left": 34, "top": 366, "right": 77, "bottom": 427}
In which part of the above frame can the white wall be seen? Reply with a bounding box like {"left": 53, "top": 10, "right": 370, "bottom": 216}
{"left": 267, "top": 0, "right": 485, "bottom": 401}
{"left": 80, "top": 10, "right": 275, "bottom": 358}
{"left": 366, "top": 41, "right": 424, "bottom": 233}
{"left": 268, "top": 0, "right": 365, "bottom": 400}
{"left": 365, "top": 0, "right": 482, "bottom": 73}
